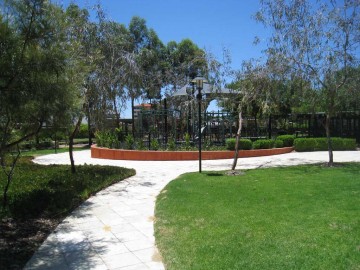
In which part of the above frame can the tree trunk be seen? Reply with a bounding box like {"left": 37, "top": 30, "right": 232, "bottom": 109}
{"left": 325, "top": 114, "right": 334, "bottom": 166}
{"left": 1, "top": 146, "right": 20, "bottom": 208}
{"left": 231, "top": 111, "right": 243, "bottom": 171}
{"left": 113, "top": 98, "right": 120, "bottom": 129}
{"left": 87, "top": 104, "right": 92, "bottom": 147}
{"left": 69, "top": 116, "right": 83, "bottom": 174}
{"left": 131, "top": 97, "right": 135, "bottom": 137}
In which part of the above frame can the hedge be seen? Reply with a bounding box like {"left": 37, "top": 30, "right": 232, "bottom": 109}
{"left": 294, "top": 137, "right": 356, "bottom": 152}
{"left": 225, "top": 138, "right": 253, "bottom": 150}
{"left": 294, "top": 138, "right": 317, "bottom": 152}
{"left": 274, "top": 139, "right": 284, "bottom": 148}
{"left": 276, "top": 135, "right": 295, "bottom": 147}
{"left": 253, "top": 139, "right": 274, "bottom": 149}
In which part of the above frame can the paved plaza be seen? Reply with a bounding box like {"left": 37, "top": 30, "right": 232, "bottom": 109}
{"left": 25, "top": 150, "right": 360, "bottom": 270}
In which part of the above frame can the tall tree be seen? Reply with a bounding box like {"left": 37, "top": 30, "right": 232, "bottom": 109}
{"left": 64, "top": 3, "right": 98, "bottom": 173}
{"left": 256, "top": 0, "right": 360, "bottom": 166}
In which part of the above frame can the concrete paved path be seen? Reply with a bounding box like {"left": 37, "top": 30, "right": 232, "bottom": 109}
{"left": 25, "top": 150, "right": 359, "bottom": 270}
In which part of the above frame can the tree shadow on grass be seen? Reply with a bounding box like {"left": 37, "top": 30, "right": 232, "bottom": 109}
{"left": 205, "top": 172, "right": 223, "bottom": 177}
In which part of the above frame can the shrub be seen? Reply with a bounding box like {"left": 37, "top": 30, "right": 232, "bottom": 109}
{"left": 253, "top": 139, "right": 274, "bottom": 149}
{"left": 225, "top": 138, "right": 236, "bottom": 150}
{"left": 316, "top": 137, "right": 356, "bottom": 151}
{"left": 150, "top": 139, "right": 160, "bottom": 150}
{"left": 315, "top": 137, "right": 328, "bottom": 151}
{"left": 167, "top": 138, "right": 176, "bottom": 151}
{"left": 94, "top": 130, "right": 118, "bottom": 148}
{"left": 240, "top": 139, "right": 253, "bottom": 150}
{"left": 115, "top": 127, "right": 125, "bottom": 142}
{"left": 294, "top": 137, "right": 357, "bottom": 152}
{"left": 125, "top": 134, "right": 134, "bottom": 149}
{"left": 276, "top": 135, "right": 295, "bottom": 147}
{"left": 294, "top": 138, "right": 317, "bottom": 152}
{"left": 76, "top": 123, "right": 89, "bottom": 139}
{"left": 341, "top": 138, "right": 357, "bottom": 150}
{"left": 184, "top": 133, "right": 191, "bottom": 150}
{"left": 274, "top": 139, "right": 284, "bottom": 148}
{"left": 3, "top": 160, "right": 136, "bottom": 218}
{"left": 136, "top": 139, "right": 146, "bottom": 150}
{"left": 225, "top": 138, "right": 253, "bottom": 150}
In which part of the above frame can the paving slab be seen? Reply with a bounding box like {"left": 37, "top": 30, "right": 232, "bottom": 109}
{"left": 25, "top": 150, "right": 359, "bottom": 269}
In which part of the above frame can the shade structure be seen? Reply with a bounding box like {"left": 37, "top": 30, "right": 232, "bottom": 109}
{"left": 172, "top": 83, "right": 236, "bottom": 97}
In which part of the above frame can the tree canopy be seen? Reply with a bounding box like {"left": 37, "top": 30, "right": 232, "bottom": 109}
{"left": 255, "top": 0, "right": 360, "bottom": 165}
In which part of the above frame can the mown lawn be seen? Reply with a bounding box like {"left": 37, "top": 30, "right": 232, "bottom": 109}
{"left": 20, "top": 145, "right": 89, "bottom": 157}
{"left": 155, "top": 164, "right": 360, "bottom": 270}
{"left": 0, "top": 156, "right": 135, "bottom": 269}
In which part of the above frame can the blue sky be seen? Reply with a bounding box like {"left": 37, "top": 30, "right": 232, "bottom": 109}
{"left": 61, "top": 0, "right": 270, "bottom": 116}
{"left": 62, "top": 0, "right": 269, "bottom": 70}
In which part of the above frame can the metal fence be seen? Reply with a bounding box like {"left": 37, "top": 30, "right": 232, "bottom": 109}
{"left": 131, "top": 110, "right": 360, "bottom": 147}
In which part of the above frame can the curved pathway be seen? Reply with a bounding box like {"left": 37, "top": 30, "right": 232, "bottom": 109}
{"left": 25, "top": 150, "right": 360, "bottom": 270}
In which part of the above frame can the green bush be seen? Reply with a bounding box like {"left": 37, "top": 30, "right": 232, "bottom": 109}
{"left": 2, "top": 160, "right": 136, "bottom": 218}
{"left": 294, "top": 138, "right": 317, "bottom": 152}
{"left": 37, "top": 139, "right": 54, "bottom": 149}
{"left": 341, "top": 138, "right": 357, "bottom": 150}
{"left": 225, "top": 138, "right": 253, "bottom": 150}
{"left": 276, "top": 135, "right": 295, "bottom": 147}
{"left": 150, "top": 139, "right": 160, "bottom": 151}
{"left": 253, "top": 139, "right": 274, "bottom": 149}
{"left": 167, "top": 138, "right": 176, "bottom": 151}
{"left": 76, "top": 123, "right": 89, "bottom": 139}
{"left": 274, "top": 139, "right": 284, "bottom": 148}
{"left": 20, "top": 139, "right": 55, "bottom": 150}
{"left": 294, "top": 137, "right": 357, "bottom": 152}
{"left": 315, "top": 137, "right": 328, "bottom": 151}
{"left": 184, "top": 133, "right": 191, "bottom": 150}
{"left": 225, "top": 138, "right": 236, "bottom": 150}
{"left": 115, "top": 127, "right": 125, "bottom": 142}
{"left": 316, "top": 137, "right": 356, "bottom": 151}
{"left": 125, "top": 134, "right": 134, "bottom": 149}
{"left": 136, "top": 139, "right": 146, "bottom": 150}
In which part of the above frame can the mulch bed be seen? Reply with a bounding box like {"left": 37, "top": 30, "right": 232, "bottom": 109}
{"left": 0, "top": 217, "right": 60, "bottom": 269}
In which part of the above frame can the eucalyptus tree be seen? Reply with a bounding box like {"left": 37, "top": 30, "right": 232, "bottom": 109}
{"left": 230, "top": 61, "right": 272, "bottom": 170}
{"left": 328, "top": 66, "right": 360, "bottom": 112}
{"left": 140, "top": 28, "right": 166, "bottom": 102}
{"left": 163, "top": 38, "right": 208, "bottom": 115}
{"left": 164, "top": 39, "right": 207, "bottom": 92}
{"left": 127, "top": 16, "right": 150, "bottom": 134}
{"left": 229, "top": 59, "right": 313, "bottom": 170}
{"left": 95, "top": 19, "right": 137, "bottom": 129}
{"left": 256, "top": 0, "right": 360, "bottom": 166}
{"left": 64, "top": 3, "right": 100, "bottom": 173}
{"left": 127, "top": 16, "right": 167, "bottom": 135}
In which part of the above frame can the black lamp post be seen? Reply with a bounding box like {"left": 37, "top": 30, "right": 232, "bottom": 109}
{"left": 191, "top": 76, "right": 207, "bottom": 173}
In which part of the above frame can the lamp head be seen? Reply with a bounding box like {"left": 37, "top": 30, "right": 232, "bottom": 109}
{"left": 191, "top": 76, "right": 208, "bottom": 89}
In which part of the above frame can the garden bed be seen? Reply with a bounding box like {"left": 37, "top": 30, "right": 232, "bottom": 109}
{"left": 91, "top": 145, "right": 294, "bottom": 161}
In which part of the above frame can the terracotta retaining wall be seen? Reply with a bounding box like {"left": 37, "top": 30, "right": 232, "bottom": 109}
{"left": 91, "top": 145, "right": 294, "bottom": 161}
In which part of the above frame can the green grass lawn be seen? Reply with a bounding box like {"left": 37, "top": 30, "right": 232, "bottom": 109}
{"left": 20, "top": 145, "right": 89, "bottom": 157}
{"left": 155, "top": 164, "right": 360, "bottom": 270}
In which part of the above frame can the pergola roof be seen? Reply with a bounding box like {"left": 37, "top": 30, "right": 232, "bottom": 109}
{"left": 172, "top": 83, "right": 237, "bottom": 97}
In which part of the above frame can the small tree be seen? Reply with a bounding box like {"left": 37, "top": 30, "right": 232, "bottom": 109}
{"left": 256, "top": 0, "right": 360, "bottom": 166}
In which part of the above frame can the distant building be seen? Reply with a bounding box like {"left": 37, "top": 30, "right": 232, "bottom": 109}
{"left": 134, "top": 103, "right": 152, "bottom": 119}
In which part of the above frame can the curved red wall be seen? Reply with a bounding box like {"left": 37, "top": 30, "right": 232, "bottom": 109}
{"left": 91, "top": 145, "right": 294, "bottom": 161}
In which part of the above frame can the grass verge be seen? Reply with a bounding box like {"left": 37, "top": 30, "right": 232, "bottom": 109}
{"left": 155, "top": 164, "right": 360, "bottom": 270}
{"left": 20, "top": 146, "right": 89, "bottom": 157}
{"left": 0, "top": 156, "right": 135, "bottom": 269}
